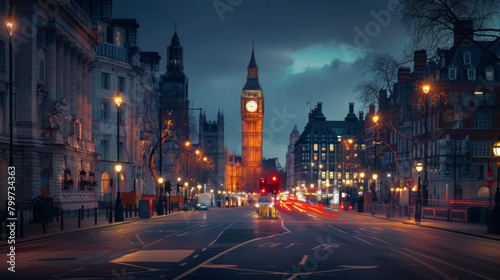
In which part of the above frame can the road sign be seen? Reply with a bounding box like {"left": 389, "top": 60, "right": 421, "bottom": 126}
{"left": 406, "top": 178, "right": 414, "bottom": 188}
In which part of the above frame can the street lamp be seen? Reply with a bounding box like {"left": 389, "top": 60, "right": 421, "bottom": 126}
{"left": 415, "top": 162, "right": 423, "bottom": 223}
{"left": 157, "top": 177, "right": 164, "bottom": 215}
{"left": 115, "top": 163, "right": 123, "bottom": 222}
{"left": 488, "top": 141, "right": 500, "bottom": 233}
{"left": 359, "top": 172, "right": 365, "bottom": 195}
{"left": 422, "top": 85, "right": 430, "bottom": 206}
{"left": 114, "top": 94, "right": 124, "bottom": 222}
{"left": 371, "top": 173, "right": 378, "bottom": 215}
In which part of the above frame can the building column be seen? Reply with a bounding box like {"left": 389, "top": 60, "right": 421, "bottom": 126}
{"left": 63, "top": 42, "right": 71, "bottom": 134}
{"left": 45, "top": 31, "right": 57, "bottom": 116}
{"left": 69, "top": 47, "right": 77, "bottom": 132}
{"left": 75, "top": 52, "right": 83, "bottom": 139}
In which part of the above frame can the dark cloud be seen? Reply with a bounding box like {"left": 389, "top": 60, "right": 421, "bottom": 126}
{"left": 113, "top": 0, "right": 406, "bottom": 165}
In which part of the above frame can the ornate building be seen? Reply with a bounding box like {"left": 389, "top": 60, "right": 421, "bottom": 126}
{"left": 293, "top": 102, "right": 365, "bottom": 205}
{"left": 0, "top": 1, "right": 100, "bottom": 215}
{"left": 240, "top": 46, "right": 264, "bottom": 192}
{"left": 159, "top": 28, "right": 190, "bottom": 144}
{"left": 286, "top": 125, "right": 300, "bottom": 189}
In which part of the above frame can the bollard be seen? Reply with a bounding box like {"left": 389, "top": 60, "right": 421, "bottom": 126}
{"left": 78, "top": 209, "right": 81, "bottom": 228}
{"left": 60, "top": 211, "right": 64, "bottom": 230}
{"left": 81, "top": 205, "right": 84, "bottom": 220}
{"left": 135, "top": 204, "right": 137, "bottom": 217}
{"left": 108, "top": 206, "right": 113, "bottom": 224}
{"left": 87, "top": 207, "right": 90, "bottom": 218}
{"left": 106, "top": 206, "right": 109, "bottom": 219}
{"left": 125, "top": 205, "right": 129, "bottom": 218}
{"left": 42, "top": 213, "right": 47, "bottom": 234}
{"left": 129, "top": 204, "right": 133, "bottom": 218}
{"left": 56, "top": 207, "right": 59, "bottom": 223}
{"left": 94, "top": 207, "right": 98, "bottom": 225}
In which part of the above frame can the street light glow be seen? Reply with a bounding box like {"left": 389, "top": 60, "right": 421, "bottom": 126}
{"left": 114, "top": 95, "right": 123, "bottom": 107}
{"left": 422, "top": 84, "right": 430, "bottom": 94}
{"left": 416, "top": 162, "right": 423, "bottom": 172}
{"left": 493, "top": 141, "right": 500, "bottom": 157}
{"left": 115, "top": 164, "right": 122, "bottom": 172}
{"left": 6, "top": 21, "right": 13, "bottom": 36}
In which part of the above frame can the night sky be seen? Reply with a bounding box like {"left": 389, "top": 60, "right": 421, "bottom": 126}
{"left": 113, "top": 0, "right": 406, "bottom": 165}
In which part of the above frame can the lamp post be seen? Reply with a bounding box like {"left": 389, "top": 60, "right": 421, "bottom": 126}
{"left": 422, "top": 85, "right": 430, "bottom": 206}
{"left": 387, "top": 172, "right": 393, "bottom": 218}
{"left": 415, "top": 162, "right": 423, "bottom": 223}
{"left": 488, "top": 141, "right": 500, "bottom": 233}
{"left": 115, "top": 163, "right": 123, "bottom": 222}
{"left": 371, "top": 173, "right": 378, "bottom": 215}
{"left": 114, "top": 94, "right": 124, "bottom": 222}
{"left": 157, "top": 177, "right": 164, "bottom": 215}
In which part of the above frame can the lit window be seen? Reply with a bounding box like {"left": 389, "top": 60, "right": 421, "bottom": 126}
{"left": 114, "top": 29, "right": 122, "bottom": 47}
{"left": 474, "top": 91, "right": 483, "bottom": 106}
{"left": 485, "top": 65, "right": 494, "bottom": 81}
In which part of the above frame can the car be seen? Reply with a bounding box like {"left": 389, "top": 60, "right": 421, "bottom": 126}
{"left": 340, "top": 201, "right": 353, "bottom": 211}
{"left": 196, "top": 203, "right": 209, "bottom": 210}
{"left": 255, "top": 196, "right": 274, "bottom": 212}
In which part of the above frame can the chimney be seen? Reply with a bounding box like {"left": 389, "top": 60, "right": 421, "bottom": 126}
{"left": 397, "top": 67, "right": 411, "bottom": 83}
{"left": 349, "top": 102, "right": 354, "bottom": 114}
{"left": 359, "top": 111, "right": 364, "bottom": 121}
{"left": 414, "top": 50, "right": 427, "bottom": 72}
{"left": 454, "top": 18, "right": 474, "bottom": 46}
{"left": 369, "top": 104, "right": 375, "bottom": 115}
{"left": 379, "top": 89, "right": 388, "bottom": 110}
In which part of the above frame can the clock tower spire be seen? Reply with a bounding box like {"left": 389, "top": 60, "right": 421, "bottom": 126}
{"left": 240, "top": 43, "right": 264, "bottom": 193}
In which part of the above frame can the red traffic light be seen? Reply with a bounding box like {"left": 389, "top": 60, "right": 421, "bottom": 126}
{"left": 271, "top": 176, "right": 277, "bottom": 182}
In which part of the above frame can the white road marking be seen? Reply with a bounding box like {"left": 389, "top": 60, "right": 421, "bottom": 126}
{"left": 299, "top": 255, "right": 308, "bottom": 266}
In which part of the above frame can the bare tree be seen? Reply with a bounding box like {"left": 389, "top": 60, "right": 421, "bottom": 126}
{"left": 400, "top": 0, "right": 500, "bottom": 61}
{"left": 354, "top": 54, "right": 401, "bottom": 110}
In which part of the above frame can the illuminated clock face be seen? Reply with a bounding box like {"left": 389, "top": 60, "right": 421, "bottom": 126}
{"left": 246, "top": 100, "right": 258, "bottom": 112}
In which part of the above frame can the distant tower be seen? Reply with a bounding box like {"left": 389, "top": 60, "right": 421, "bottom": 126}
{"left": 159, "top": 26, "right": 189, "bottom": 143}
{"left": 286, "top": 125, "right": 300, "bottom": 188}
{"left": 240, "top": 44, "right": 264, "bottom": 192}
{"left": 199, "top": 110, "right": 225, "bottom": 192}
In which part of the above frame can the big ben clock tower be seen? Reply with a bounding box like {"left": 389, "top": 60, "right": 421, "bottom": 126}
{"left": 241, "top": 46, "right": 264, "bottom": 192}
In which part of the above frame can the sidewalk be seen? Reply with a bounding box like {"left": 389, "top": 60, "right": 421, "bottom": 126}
{"left": 0, "top": 207, "right": 186, "bottom": 246}
{"left": 331, "top": 205, "right": 500, "bottom": 242}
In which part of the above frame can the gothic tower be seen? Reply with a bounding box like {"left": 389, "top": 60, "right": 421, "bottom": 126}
{"left": 240, "top": 46, "right": 264, "bottom": 192}
{"left": 199, "top": 110, "right": 225, "bottom": 192}
{"left": 159, "top": 26, "right": 189, "bottom": 143}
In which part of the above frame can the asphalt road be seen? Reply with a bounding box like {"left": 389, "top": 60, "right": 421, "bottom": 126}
{"left": 1, "top": 202, "right": 499, "bottom": 279}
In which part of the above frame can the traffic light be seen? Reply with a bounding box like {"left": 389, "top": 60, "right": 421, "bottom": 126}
{"left": 270, "top": 175, "right": 279, "bottom": 194}
{"left": 260, "top": 178, "right": 267, "bottom": 195}
{"left": 165, "top": 181, "right": 172, "bottom": 192}
{"left": 176, "top": 183, "right": 181, "bottom": 195}
{"left": 261, "top": 187, "right": 267, "bottom": 195}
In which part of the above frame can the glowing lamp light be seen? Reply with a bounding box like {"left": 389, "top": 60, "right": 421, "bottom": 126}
{"left": 416, "top": 162, "right": 423, "bottom": 173}
{"left": 422, "top": 84, "right": 430, "bottom": 94}
{"left": 493, "top": 141, "right": 500, "bottom": 157}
